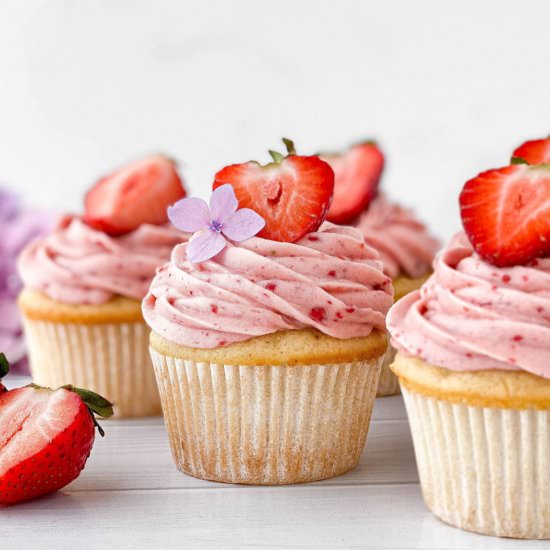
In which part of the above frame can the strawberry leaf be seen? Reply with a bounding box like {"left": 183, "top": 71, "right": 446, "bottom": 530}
{"left": 0, "top": 353, "right": 9, "bottom": 378}
{"left": 511, "top": 156, "right": 529, "bottom": 165}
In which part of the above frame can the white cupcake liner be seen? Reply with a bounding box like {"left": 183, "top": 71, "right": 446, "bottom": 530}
{"left": 377, "top": 345, "right": 400, "bottom": 397}
{"left": 22, "top": 319, "right": 161, "bottom": 418}
{"left": 401, "top": 385, "right": 550, "bottom": 539}
{"left": 150, "top": 349, "right": 384, "bottom": 485}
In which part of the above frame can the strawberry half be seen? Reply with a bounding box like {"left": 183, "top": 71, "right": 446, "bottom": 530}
{"left": 321, "top": 142, "right": 384, "bottom": 224}
{"left": 460, "top": 164, "right": 550, "bottom": 267}
{"left": 213, "top": 139, "right": 334, "bottom": 242}
{"left": 0, "top": 370, "right": 113, "bottom": 506}
{"left": 512, "top": 137, "right": 550, "bottom": 165}
{"left": 84, "top": 155, "right": 186, "bottom": 236}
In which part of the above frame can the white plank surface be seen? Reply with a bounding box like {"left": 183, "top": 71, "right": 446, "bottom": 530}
{"left": 2, "top": 376, "right": 544, "bottom": 548}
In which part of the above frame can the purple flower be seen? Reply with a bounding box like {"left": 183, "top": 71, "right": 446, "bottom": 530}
{"left": 168, "top": 184, "right": 265, "bottom": 263}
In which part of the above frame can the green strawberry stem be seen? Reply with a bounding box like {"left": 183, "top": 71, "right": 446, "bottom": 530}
{"left": 268, "top": 150, "right": 285, "bottom": 163}
{"left": 282, "top": 137, "right": 296, "bottom": 155}
{"left": 269, "top": 138, "right": 297, "bottom": 163}
{"left": 0, "top": 353, "right": 9, "bottom": 378}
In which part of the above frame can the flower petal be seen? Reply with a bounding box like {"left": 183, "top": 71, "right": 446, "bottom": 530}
{"left": 186, "top": 230, "right": 227, "bottom": 263}
{"left": 222, "top": 208, "right": 266, "bottom": 242}
{"left": 168, "top": 197, "right": 210, "bottom": 233}
{"left": 209, "top": 184, "right": 238, "bottom": 224}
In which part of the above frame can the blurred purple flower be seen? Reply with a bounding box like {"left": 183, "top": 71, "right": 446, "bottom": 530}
{"left": 168, "top": 184, "right": 265, "bottom": 263}
{"left": 0, "top": 188, "right": 54, "bottom": 373}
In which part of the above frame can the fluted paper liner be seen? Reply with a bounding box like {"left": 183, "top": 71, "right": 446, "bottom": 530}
{"left": 150, "top": 349, "right": 383, "bottom": 485}
{"left": 22, "top": 319, "right": 161, "bottom": 418}
{"left": 377, "top": 345, "right": 399, "bottom": 397}
{"left": 401, "top": 385, "right": 550, "bottom": 539}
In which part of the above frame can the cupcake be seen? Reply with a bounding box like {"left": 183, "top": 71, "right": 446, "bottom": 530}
{"left": 143, "top": 140, "right": 393, "bottom": 484}
{"left": 18, "top": 155, "right": 186, "bottom": 417}
{"left": 321, "top": 142, "right": 440, "bottom": 396}
{"left": 0, "top": 188, "right": 53, "bottom": 373}
{"left": 388, "top": 146, "right": 550, "bottom": 538}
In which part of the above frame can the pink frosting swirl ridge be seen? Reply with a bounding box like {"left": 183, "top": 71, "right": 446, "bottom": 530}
{"left": 355, "top": 194, "right": 440, "bottom": 279}
{"left": 142, "top": 223, "right": 393, "bottom": 349}
{"left": 388, "top": 233, "right": 550, "bottom": 379}
{"left": 18, "top": 218, "right": 184, "bottom": 304}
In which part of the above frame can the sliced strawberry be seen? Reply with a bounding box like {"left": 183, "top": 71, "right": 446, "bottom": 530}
{"left": 512, "top": 138, "right": 550, "bottom": 165}
{"left": 460, "top": 164, "right": 550, "bottom": 267}
{"left": 0, "top": 381, "right": 113, "bottom": 505}
{"left": 213, "top": 139, "right": 334, "bottom": 242}
{"left": 84, "top": 155, "right": 186, "bottom": 236}
{"left": 321, "top": 142, "right": 384, "bottom": 224}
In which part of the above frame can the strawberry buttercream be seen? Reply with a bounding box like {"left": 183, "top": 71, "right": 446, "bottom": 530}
{"left": 143, "top": 223, "right": 393, "bottom": 349}
{"left": 388, "top": 233, "right": 550, "bottom": 378}
{"left": 18, "top": 218, "right": 183, "bottom": 304}
{"left": 355, "top": 194, "right": 440, "bottom": 278}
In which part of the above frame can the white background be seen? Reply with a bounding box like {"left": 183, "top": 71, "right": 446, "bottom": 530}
{"left": 1, "top": 0, "right": 549, "bottom": 241}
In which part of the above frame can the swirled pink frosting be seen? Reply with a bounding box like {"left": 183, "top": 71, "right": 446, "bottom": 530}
{"left": 18, "top": 218, "right": 184, "bottom": 304}
{"left": 355, "top": 194, "right": 440, "bottom": 279}
{"left": 142, "top": 223, "right": 393, "bottom": 349}
{"left": 388, "top": 233, "right": 550, "bottom": 378}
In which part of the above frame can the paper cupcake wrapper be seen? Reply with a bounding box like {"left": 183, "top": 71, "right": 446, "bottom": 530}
{"left": 401, "top": 385, "right": 550, "bottom": 539}
{"left": 150, "top": 349, "right": 383, "bottom": 485}
{"left": 377, "top": 345, "right": 399, "bottom": 397}
{"left": 22, "top": 318, "right": 161, "bottom": 418}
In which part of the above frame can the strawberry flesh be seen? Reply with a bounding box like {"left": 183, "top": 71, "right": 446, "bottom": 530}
{"left": 322, "top": 142, "right": 384, "bottom": 224}
{"left": 213, "top": 155, "right": 334, "bottom": 242}
{"left": 84, "top": 155, "right": 186, "bottom": 236}
{"left": 513, "top": 138, "right": 550, "bottom": 165}
{"left": 0, "top": 387, "right": 95, "bottom": 505}
{"left": 460, "top": 164, "right": 550, "bottom": 267}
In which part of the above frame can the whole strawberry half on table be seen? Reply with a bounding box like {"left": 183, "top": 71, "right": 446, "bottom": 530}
{"left": 0, "top": 353, "right": 113, "bottom": 506}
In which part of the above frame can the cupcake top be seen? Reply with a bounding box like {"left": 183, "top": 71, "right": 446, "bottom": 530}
{"left": 388, "top": 233, "right": 550, "bottom": 378}
{"left": 319, "top": 142, "right": 439, "bottom": 279}
{"left": 19, "top": 218, "right": 183, "bottom": 305}
{"left": 17, "top": 155, "right": 187, "bottom": 306}
{"left": 143, "top": 140, "right": 393, "bottom": 350}
{"left": 1, "top": 189, "right": 53, "bottom": 369}
{"left": 389, "top": 144, "right": 550, "bottom": 380}
{"left": 355, "top": 194, "right": 440, "bottom": 279}
{"left": 143, "top": 222, "right": 392, "bottom": 349}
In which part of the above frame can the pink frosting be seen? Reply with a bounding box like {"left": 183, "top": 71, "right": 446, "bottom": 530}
{"left": 142, "top": 223, "right": 393, "bottom": 349}
{"left": 355, "top": 194, "right": 440, "bottom": 279}
{"left": 388, "top": 233, "right": 550, "bottom": 378}
{"left": 18, "top": 218, "right": 184, "bottom": 304}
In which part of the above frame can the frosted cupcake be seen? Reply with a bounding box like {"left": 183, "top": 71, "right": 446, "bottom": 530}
{"left": 18, "top": 155, "right": 186, "bottom": 417}
{"left": 388, "top": 156, "right": 550, "bottom": 538}
{"left": 321, "top": 143, "right": 439, "bottom": 396}
{"left": 143, "top": 141, "right": 393, "bottom": 484}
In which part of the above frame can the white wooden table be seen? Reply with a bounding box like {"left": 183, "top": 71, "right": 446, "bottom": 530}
{"left": 3, "top": 375, "right": 546, "bottom": 549}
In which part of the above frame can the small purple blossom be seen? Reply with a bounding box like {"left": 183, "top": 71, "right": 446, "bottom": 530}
{"left": 168, "top": 184, "right": 265, "bottom": 263}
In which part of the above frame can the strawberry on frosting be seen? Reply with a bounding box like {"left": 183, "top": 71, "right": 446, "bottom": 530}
{"left": 213, "top": 139, "right": 335, "bottom": 243}
{"left": 17, "top": 155, "right": 188, "bottom": 305}
{"left": 321, "top": 141, "right": 384, "bottom": 224}
{"left": 389, "top": 137, "right": 550, "bottom": 379}
{"left": 143, "top": 140, "right": 393, "bottom": 349}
